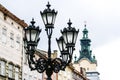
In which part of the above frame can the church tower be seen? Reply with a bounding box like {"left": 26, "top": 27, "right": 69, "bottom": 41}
{"left": 74, "top": 24, "right": 100, "bottom": 80}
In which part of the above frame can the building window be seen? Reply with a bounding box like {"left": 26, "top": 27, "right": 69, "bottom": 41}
{"left": 16, "top": 36, "right": 20, "bottom": 50}
{"left": 34, "top": 77, "right": 37, "bottom": 80}
{"left": 2, "top": 27, "right": 7, "bottom": 44}
{"left": 18, "top": 26, "right": 20, "bottom": 29}
{"left": 8, "top": 64, "right": 14, "bottom": 78}
{"left": 10, "top": 32, "right": 14, "bottom": 48}
{"left": 11, "top": 22, "right": 14, "bottom": 25}
{"left": 15, "top": 67, "right": 19, "bottom": 80}
{"left": 29, "top": 75, "right": 32, "bottom": 80}
{"left": 4, "top": 14, "right": 7, "bottom": 20}
{"left": 0, "top": 60, "right": 6, "bottom": 76}
{"left": 24, "top": 73, "right": 28, "bottom": 80}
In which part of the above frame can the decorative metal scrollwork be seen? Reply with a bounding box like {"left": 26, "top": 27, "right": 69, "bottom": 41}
{"left": 36, "top": 58, "right": 47, "bottom": 73}
{"left": 52, "top": 58, "right": 62, "bottom": 73}
{"left": 27, "top": 54, "right": 36, "bottom": 70}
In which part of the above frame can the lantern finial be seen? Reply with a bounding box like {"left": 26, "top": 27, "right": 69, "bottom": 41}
{"left": 84, "top": 21, "right": 87, "bottom": 28}
{"left": 67, "top": 19, "right": 72, "bottom": 27}
{"left": 46, "top": 2, "right": 51, "bottom": 9}
{"left": 31, "top": 18, "right": 35, "bottom": 27}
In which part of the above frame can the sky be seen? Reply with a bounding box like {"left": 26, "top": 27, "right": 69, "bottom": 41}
{"left": 0, "top": 0, "right": 120, "bottom": 80}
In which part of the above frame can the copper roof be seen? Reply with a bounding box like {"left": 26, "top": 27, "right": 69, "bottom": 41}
{"left": 0, "top": 4, "right": 28, "bottom": 27}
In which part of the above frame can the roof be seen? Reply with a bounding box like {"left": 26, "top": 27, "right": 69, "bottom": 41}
{"left": 35, "top": 49, "right": 48, "bottom": 59}
{"left": 0, "top": 4, "right": 28, "bottom": 27}
{"left": 68, "top": 63, "right": 89, "bottom": 80}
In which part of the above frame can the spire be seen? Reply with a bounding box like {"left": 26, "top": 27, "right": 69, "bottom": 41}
{"left": 83, "top": 21, "right": 88, "bottom": 39}
{"left": 75, "top": 22, "right": 97, "bottom": 64}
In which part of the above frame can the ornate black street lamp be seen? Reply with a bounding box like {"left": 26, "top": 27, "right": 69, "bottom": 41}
{"left": 24, "top": 2, "right": 79, "bottom": 80}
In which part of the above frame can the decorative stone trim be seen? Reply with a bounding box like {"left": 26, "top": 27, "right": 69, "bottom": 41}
{"left": 8, "top": 61, "right": 14, "bottom": 65}
{"left": 0, "top": 57, "right": 7, "bottom": 62}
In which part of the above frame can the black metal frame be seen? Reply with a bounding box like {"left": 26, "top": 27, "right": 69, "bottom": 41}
{"left": 24, "top": 2, "right": 79, "bottom": 80}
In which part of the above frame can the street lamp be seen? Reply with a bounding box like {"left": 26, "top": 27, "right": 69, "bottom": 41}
{"left": 24, "top": 2, "right": 79, "bottom": 80}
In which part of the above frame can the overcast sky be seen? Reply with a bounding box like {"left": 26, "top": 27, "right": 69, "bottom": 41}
{"left": 0, "top": 0, "right": 120, "bottom": 80}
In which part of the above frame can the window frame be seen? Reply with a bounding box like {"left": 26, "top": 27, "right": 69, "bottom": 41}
{"left": 0, "top": 60, "right": 6, "bottom": 76}
{"left": 10, "top": 32, "right": 14, "bottom": 48}
{"left": 16, "top": 35, "right": 21, "bottom": 50}
{"left": 2, "top": 27, "right": 7, "bottom": 44}
{"left": 15, "top": 66, "right": 19, "bottom": 80}
{"left": 8, "top": 63, "right": 14, "bottom": 79}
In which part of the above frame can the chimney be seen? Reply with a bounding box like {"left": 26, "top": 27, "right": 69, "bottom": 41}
{"left": 80, "top": 67, "right": 83, "bottom": 75}
{"left": 80, "top": 67, "right": 86, "bottom": 76}
{"left": 51, "top": 50, "right": 58, "bottom": 59}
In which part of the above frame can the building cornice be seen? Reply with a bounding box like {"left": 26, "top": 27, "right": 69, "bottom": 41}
{"left": 0, "top": 4, "right": 28, "bottom": 27}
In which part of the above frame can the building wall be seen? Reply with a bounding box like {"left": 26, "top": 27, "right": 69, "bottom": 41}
{"left": 0, "top": 11, "right": 23, "bottom": 65}
{"left": 0, "top": 8, "right": 24, "bottom": 80}
{"left": 79, "top": 59, "right": 97, "bottom": 72}
{"left": 0, "top": 3, "right": 43, "bottom": 80}
{"left": 74, "top": 59, "right": 100, "bottom": 80}
{"left": 22, "top": 64, "right": 42, "bottom": 80}
{"left": 58, "top": 67, "right": 73, "bottom": 80}
{"left": 58, "top": 65, "right": 87, "bottom": 80}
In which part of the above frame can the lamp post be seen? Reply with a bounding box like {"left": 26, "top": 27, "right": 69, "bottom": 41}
{"left": 24, "top": 2, "right": 79, "bottom": 80}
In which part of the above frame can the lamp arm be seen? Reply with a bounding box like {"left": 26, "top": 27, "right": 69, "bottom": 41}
{"left": 27, "top": 54, "right": 36, "bottom": 70}
{"left": 52, "top": 58, "right": 62, "bottom": 73}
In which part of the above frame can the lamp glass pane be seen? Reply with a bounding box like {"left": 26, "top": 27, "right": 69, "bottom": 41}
{"left": 67, "top": 32, "right": 73, "bottom": 43}
{"left": 47, "top": 13, "right": 53, "bottom": 24}
{"left": 31, "top": 30, "right": 37, "bottom": 42}
{"left": 35, "top": 31, "right": 40, "bottom": 42}
{"left": 62, "top": 32, "right": 67, "bottom": 44}
{"left": 26, "top": 30, "right": 30, "bottom": 41}
{"left": 63, "top": 40, "right": 67, "bottom": 51}
{"left": 42, "top": 14, "right": 47, "bottom": 25}
{"left": 68, "top": 47, "right": 73, "bottom": 56}
{"left": 57, "top": 40, "right": 62, "bottom": 52}
{"left": 62, "top": 54, "right": 68, "bottom": 62}
{"left": 52, "top": 13, "right": 56, "bottom": 25}
{"left": 73, "top": 32, "right": 78, "bottom": 44}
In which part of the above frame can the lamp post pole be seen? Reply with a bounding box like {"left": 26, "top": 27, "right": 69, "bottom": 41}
{"left": 24, "top": 2, "right": 79, "bottom": 80}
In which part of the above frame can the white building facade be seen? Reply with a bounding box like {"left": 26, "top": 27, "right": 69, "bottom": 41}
{"left": 0, "top": 4, "right": 42, "bottom": 80}
{"left": 0, "top": 4, "right": 27, "bottom": 80}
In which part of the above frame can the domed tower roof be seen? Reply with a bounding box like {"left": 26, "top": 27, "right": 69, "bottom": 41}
{"left": 74, "top": 23, "right": 97, "bottom": 64}
{"left": 82, "top": 24, "right": 88, "bottom": 39}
